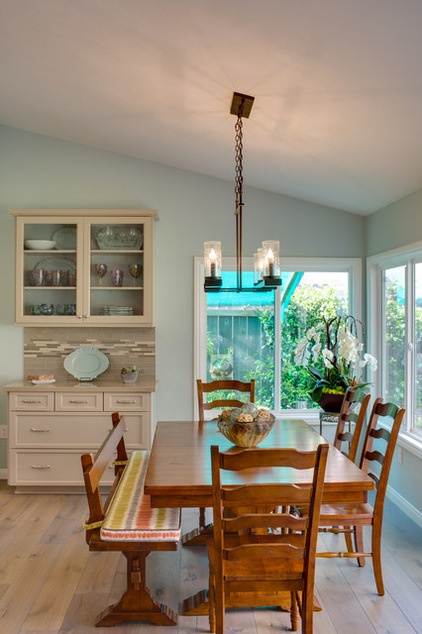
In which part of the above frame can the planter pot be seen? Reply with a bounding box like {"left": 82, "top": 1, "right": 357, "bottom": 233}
{"left": 121, "top": 371, "right": 139, "bottom": 384}
{"left": 317, "top": 392, "right": 345, "bottom": 413}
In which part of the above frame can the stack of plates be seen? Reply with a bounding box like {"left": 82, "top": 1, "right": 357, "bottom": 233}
{"left": 102, "top": 306, "right": 134, "bottom": 316}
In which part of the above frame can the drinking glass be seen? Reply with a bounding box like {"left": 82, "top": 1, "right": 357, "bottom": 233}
{"left": 128, "top": 263, "right": 142, "bottom": 285}
{"left": 94, "top": 263, "right": 107, "bottom": 285}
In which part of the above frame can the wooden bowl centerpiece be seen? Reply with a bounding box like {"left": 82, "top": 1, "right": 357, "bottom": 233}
{"left": 217, "top": 402, "right": 275, "bottom": 447}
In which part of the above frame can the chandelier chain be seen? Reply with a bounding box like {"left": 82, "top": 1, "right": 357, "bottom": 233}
{"left": 234, "top": 111, "right": 244, "bottom": 210}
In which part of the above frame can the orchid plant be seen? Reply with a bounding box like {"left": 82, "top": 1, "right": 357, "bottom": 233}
{"left": 294, "top": 315, "right": 377, "bottom": 403}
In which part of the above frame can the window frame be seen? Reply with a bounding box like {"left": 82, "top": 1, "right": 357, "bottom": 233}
{"left": 368, "top": 243, "right": 422, "bottom": 458}
{"left": 194, "top": 255, "right": 362, "bottom": 420}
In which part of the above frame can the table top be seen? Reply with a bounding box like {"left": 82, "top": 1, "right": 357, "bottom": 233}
{"left": 144, "top": 419, "right": 375, "bottom": 508}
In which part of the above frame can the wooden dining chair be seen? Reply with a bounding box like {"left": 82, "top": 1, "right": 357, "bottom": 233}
{"left": 197, "top": 378, "right": 256, "bottom": 423}
{"left": 318, "top": 398, "right": 405, "bottom": 595}
{"left": 333, "top": 387, "right": 371, "bottom": 463}
{"left": 183, "top": 378, "right": 256, "bottom": 546}
{"left": 208, "top": 443, "right": 329, "bottom": 634}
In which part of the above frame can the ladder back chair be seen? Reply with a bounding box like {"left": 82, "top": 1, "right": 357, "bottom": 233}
{"left": 318, "top": 398, "right": 405, "bottom": 595}
{"left": 208, "top": 443, "right": 329, "bottom": 634}
{"left": 183, "top": 378, "right": 256, "bottom": 546}
{"left": 334, "top": 387, "right": 371, "bottom": 463}
{"left": 197, "top": 378, "right": 256, "bottom": 423}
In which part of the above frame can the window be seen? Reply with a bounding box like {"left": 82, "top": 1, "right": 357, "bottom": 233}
{"left": 368, "top": 244, "right": 422, "bottom": 453}
{"left": 194, "top": 256, "right": 361, "bottom": 418}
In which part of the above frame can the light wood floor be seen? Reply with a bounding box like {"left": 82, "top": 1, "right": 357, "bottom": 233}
{"left": 0, "top": 480, "right": 421, "bottom": 633}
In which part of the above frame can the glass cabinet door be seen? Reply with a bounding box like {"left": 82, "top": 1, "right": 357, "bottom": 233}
{"left": 85, "top": 217, "right": 153, "bottom": 324}
{"left": 17, "top": 217, "right": 83, "bottom": 324}
{"left": 14, "top": 211, "right": 154, "bottom": 326}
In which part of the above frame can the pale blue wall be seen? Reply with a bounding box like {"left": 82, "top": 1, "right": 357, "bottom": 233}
{"left": 366, "top": 187, "right": 422, "bottom": 256}
{"left": 1, "top": 124, "right": 420, "bottom": 520}
{"left": 0, "top": 123, "right": 364, "bottom": 471}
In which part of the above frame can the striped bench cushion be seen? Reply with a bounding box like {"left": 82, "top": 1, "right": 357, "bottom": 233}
{"left": 100, "top": 450, "right": 181, "bottom": 542}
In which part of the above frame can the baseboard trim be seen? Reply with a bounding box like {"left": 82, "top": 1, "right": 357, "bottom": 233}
{"left": 388, "top": 485, "right": 422, "bottom": 528}
{"left": 0, "top": 469, "right": 8, "bottom": 480}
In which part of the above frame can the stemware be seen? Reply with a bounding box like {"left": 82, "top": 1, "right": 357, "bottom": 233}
{"left": 128, "top": 263, "right": 142, "bottom": 285}
{"left": 94, "top": 263, "right": 107, "bottom": 285}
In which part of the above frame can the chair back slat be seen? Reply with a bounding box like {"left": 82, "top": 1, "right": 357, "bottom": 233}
{"left": 333, "top": 387, "right": 371, "bottom": 462}
{"left": 359, "top": 399, "right": 405, "bottom": 506}
{"left": 197, "top": 379, "right": 255, "bottom": 422}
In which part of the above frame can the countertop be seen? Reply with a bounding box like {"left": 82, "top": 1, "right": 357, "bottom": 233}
{"left": 2, "top": 376, "right": 157, "bottom": 392}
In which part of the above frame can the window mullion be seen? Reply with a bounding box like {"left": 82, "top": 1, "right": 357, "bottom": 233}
{"left": 274, "top": 287, "right": 281, "bottom": 413}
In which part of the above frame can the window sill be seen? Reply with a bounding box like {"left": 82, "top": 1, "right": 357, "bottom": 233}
{"left": 398, "top": 431, "right": 422, "bottom": 459}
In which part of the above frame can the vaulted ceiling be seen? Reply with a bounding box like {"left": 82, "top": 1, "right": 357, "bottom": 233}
{"left": 1, "top": 0, "right": 422, "bottom": 215}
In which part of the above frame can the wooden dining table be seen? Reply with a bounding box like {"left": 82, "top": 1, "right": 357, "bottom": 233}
{"left": 144, "top": 418, "right": 375, "bottom": 616}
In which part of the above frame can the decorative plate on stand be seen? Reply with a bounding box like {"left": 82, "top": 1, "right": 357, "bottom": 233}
{"left": 64, "top": 346, "right": 109, "bottom": 381}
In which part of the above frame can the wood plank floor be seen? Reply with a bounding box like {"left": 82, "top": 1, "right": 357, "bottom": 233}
{"left": 0, "top": 480, "right": 421, "bottom": 633}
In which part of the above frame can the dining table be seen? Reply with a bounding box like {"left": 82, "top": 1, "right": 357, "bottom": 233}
{"left": 144, "top": 418, "right": 375, "bottom": 615}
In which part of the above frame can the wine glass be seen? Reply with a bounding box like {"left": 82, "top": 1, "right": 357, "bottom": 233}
{"left": 94, "top": 263, "right": 107, "bottom": 285}
{"left": 128, "top": 263, "right": 142, "bottom": 286}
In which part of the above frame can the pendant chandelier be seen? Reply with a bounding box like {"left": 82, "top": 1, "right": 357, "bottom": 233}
{"left": 204, "top": 92, "right": 282, "bottom": 293}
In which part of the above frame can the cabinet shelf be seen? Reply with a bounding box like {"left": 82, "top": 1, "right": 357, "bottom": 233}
{"left": 24, "top": 286, "right": 75, "bottom": 290}
{"left": 91, "top": 286, "right": 144, "bottom": 291}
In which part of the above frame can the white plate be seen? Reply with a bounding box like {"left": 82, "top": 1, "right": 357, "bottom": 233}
{"left": 32, "top": 378, "right": 56, "bottom": 385}
{"left": 33, "top": 256, "right": 76, "bottom": 272}
{"left": 52, "top": 227, "right": 77, "bottom": 249}
{"left": 64, "top": 346, "right": 109, "bottom": 381}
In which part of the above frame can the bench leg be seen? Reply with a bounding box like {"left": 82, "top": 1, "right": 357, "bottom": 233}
{"left": 95, "top": 552, "right": 177, "bottom": 627}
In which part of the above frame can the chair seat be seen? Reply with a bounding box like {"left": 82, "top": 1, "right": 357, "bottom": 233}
{"left": 319, "top": 502, "right": 374, "bottom": 524}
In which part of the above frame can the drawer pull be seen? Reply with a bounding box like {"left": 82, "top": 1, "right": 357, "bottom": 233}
{"left": 31, "top": 464, "right": 51, "bottom": 470}
{"left": 116, "top": 399, "right": 137, "bottom": 404}
{"left": 30, "top": 427, "right": 51, "bottom": 433}
{"left": 68, "top": 399, "right": 89, "bottom": 404}
{"left": 21, "top": 399, "right": 43, "bottom": 404}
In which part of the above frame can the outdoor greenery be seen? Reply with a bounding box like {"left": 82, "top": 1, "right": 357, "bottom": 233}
{"left": 206, "top": 279, "right": 409, "bottom": 413}
{"left": 384, "top": 278, "right": 406, "bottom": 405}
{"left": 280, "top": 284, "right": 348, "bottom": 408}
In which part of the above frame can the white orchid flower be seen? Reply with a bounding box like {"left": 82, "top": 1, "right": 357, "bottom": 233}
{"left": 294, "top": 336, "right": 311, "bottom": 366}
{"left": 362, "top": 353, "right": 378, "bottom": 372}
{"left": 311, "top": 342, "right": 321, "bottom": 362}
{"left": 306, "top": 326, "right": 317, "bottom": 341}
{"left": 322, "top": 348, "right": 334, "bottom": 368}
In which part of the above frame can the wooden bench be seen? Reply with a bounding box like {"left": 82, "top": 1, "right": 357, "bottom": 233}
{"left": 81, "top": 412, "right": 181, "bottom": 627}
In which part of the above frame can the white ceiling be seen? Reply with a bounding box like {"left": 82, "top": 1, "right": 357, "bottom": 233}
{"left": 1, "top": 0, "right": 422, "bottom": 215}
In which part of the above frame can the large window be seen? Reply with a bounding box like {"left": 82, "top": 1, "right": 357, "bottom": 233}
{"left": 194, "top": 257, "right": 361, "bottom": 417}
{"left": 369, "top": 245, "right": 422, "bottom": 452}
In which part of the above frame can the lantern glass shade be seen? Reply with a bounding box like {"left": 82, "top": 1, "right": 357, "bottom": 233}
{"left": 254, "top": 247, "right": 265, "bottom": 284}
{"left": 262, "top": 240, "right": 280, "bottom": 278}
{"left": 204, "top": 241, "right": 222, "bottom": 279}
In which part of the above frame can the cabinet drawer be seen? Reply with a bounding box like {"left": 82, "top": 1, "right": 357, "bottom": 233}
{"left": 8, "top": 450, "right": 115, "bottom": 487}
{"left": 9, "top": 412, "right": 147, "bottom": 448}
{"left": 55, "top": 392, "right": 103, "bottom": 411}
{"left": 9, "top": 391, "right": 54, "bottom": 411}
{"left": 104, "top": 392, "right": 150, "bottom": 412}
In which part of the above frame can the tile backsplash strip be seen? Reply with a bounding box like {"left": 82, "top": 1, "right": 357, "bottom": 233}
{"left": 24, "top": 327, "right": 155, "bottom": 381}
